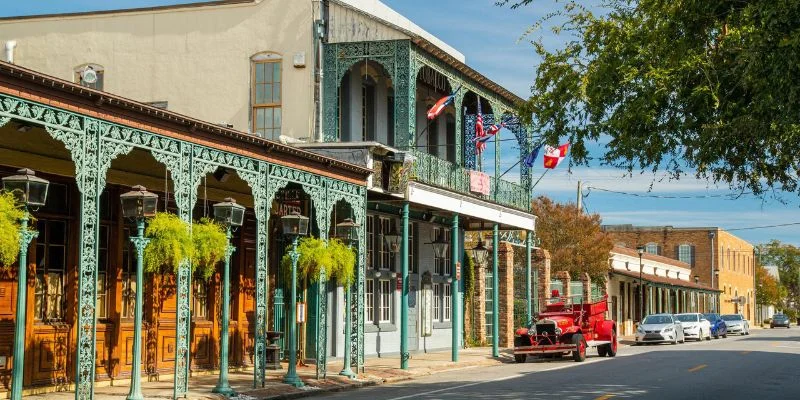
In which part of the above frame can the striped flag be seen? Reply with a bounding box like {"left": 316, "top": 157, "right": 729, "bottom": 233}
{"left": 476, "top": 101, "right": 486, "bottom": 153}
{"left": 427, "top": 86, "right": 461, "bottom": 120}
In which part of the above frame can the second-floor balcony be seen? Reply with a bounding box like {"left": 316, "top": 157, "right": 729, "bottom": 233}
{"left": 322, "top": 40, "right": 533, "bottom": 213}
{"left": 409, "top": 149, "right": 529, "bottom": 211}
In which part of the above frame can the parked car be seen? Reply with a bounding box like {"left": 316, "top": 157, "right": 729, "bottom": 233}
{"left": 702, "top": 313, "right": 728, "bottom": 338}
{"left": 676, "top": 313, "right": 712, "bottom": 341}
{"left": 635, "top": 314, "right": 685, "bottom": 345}
{"left": 721, "top": 314, "right": 750, "bottom": 335}
{"left": 771, "top": 314, "right": 791, "bottom": 328}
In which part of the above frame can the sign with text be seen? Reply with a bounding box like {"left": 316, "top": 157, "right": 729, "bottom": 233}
{"left": 469, "top": 170, "right": 490, "bottom": 195}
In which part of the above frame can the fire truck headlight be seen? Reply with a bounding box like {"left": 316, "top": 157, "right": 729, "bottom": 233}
{"left": 555, "top": 327, "right": 562, "bottom": 336}
{"left": 527, "top": 327, "right": 536, "bottom": 336}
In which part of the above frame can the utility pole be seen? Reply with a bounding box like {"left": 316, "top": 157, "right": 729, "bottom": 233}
{"left": 576, "top": 180, "right": 582, "bottom": 213}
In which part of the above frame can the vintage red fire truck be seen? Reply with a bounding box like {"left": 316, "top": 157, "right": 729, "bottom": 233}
{"left": 513, "top": 289, "right": 617, "bottom": 362}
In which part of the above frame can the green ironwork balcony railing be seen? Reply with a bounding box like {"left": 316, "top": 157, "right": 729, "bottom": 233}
{"left": 408, "top": 149, "right": 530, "bottom": 212}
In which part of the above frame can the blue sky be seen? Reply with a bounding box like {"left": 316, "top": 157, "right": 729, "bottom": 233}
{"left": 3, "top": 0, "right": 799, "bottom": 245}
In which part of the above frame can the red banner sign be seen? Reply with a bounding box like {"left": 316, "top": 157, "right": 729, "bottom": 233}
{"left": 469, "top": 170, "right": 490, "bottom": 195}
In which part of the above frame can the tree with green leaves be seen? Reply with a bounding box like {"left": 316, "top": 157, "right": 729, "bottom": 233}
{"left": 499, "top": 0, "right": 800, "bottom": 195}
{"left": 531, "top": 196, "right": 613, "bottom": 282}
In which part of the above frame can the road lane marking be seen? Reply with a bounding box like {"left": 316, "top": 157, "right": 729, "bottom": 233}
{"left": 595, "top": 395, "right": 616, "bottom": 400}
{"left": 384, "top": 362, "right": 593, "bottom": 400}
{"left": 688, "top": 364, "right": 707, "bottom": 372}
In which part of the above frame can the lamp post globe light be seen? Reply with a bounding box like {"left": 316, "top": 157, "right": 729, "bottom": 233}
{"left": 119, "top": 185, "right": 158, "bottom": 400}
{"left": 280, "top": 211, "right": 308, "bottom": 388}
{"left": 334, "top": 218, "right": 359, "bottom": 379}
{"left": 3, "top": 168, "right": 49, "bottom": 400}
{"left": 636, "top": 245, "right": 645, "bottom": 322}
{"left": 211, "top": 198, "right": 245, "bottom": 396}
{"left": 383, "top": 222, "right": 401, "bottom": 254}
{"left": 470, "top": 234, "right": 490, "bottom": 268}
{"left": 428, "top": 229, "right": 449, "bottom": 260}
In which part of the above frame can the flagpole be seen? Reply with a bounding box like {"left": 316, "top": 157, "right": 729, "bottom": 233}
{"left": 497, "top": 158, "right": 522, "bottom": 180}
{"left": 530, "top": 169, "right": 550, "bottom": 191}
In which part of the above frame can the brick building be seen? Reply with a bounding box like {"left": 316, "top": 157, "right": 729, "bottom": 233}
{"left": 603, "top": 225, "right": 756, "bottom": 324}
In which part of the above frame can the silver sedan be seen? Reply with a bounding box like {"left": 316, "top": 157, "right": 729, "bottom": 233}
{"left": 722, "top": 314, "right": 750, "bottom": 335}
{"left": 635, "top": 314, "right": 686, "bottom": 345}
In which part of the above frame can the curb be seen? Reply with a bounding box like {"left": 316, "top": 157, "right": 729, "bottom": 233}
{"left": 255, "top": 357, "right": 506, "bottom": 400}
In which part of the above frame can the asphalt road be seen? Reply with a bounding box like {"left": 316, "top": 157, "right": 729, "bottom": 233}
{"left": 322, "top": 326, "right": 800, "bottom": 400}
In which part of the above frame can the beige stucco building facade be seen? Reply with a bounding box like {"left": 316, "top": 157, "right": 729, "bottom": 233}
{"left": 0, "top": 0, "right": 317, "bottom": 140}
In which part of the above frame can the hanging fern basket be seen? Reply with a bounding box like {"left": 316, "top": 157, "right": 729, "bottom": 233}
{"left": 143, "top": 212, "right": 193, "bottom": 274}
{"left": 192, "top": 218, "right": 228, "bottom": 280}
{"left": 0, "top": 191, "right": 24, "bottom": 267}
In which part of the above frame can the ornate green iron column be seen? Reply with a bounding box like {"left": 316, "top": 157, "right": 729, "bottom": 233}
{"left": 400, "top": 202, "right": 410, "bottom": 369}
{"left": 526, "top": 231, "right": 532, "bottom": 325}
{"left": 126, "top": 220, "right": 149, "bottom": 400}
{"left": 11, "top": 215, "right": 37, "bottom": 400}
{"left": 451, "top": 214, "right": 459, "bottom": 362}
{"left": 284, "top": 236, "right": 303, "bottom": 388}
{"left": 213, "top": 227, "right": 237, "bottom": 396}
{"left": 492, "top": 224, "right": 499, "bottom": 358}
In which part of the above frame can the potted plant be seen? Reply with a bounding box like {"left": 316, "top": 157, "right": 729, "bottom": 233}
{"left": 0, "top": 191, "right": 24, "bottom": 267}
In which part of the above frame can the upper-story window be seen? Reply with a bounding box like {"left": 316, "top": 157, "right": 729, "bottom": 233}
{"left": 74, "top": 63, "right": 104, "bottom": 90}
{"left": 251, "top": 52, "right": 282, "bottom": 140}
{"left": 677, "top": 244, "right": 694, "bottom": 266}
{"left": 645, "top": 242, "right": 660, "bottom": 255}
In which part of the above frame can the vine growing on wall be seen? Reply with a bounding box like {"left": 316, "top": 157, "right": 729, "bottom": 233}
{"left": 0, "top": 191, "right": 24, "bottom": 267}
{"left": 463, "top": 251, "right": 479, "bottom": 347}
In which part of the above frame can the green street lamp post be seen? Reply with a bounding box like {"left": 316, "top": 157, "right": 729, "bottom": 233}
{"left": 280, "top": 211, "right": 308, "bottom": 388}
{"left": 3, "top": 168, "right": 49, "bottom": 400}
{"left": 212, "top": 198, "right": 245, "bottom": 396}
{"left": 335, "top": 217, "right": 360, "bottom": 379}
{"left": 120, "top": 185, "right": 158, "bottom": 400}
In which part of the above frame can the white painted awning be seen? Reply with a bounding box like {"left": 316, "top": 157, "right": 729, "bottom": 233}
{"left": 406, "top": 182, "right": 536, "bottom": 231}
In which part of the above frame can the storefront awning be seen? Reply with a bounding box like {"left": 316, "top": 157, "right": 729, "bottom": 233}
{"left": 610, "top": 269, "right": 721, "bottom": 294}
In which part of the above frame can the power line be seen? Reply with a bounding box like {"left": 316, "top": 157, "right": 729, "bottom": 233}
{"left": 726, "top": 222, "right": 800, "bottom": 232}
{"left": 585, "top": 186, "right": 753, "bottom": 199}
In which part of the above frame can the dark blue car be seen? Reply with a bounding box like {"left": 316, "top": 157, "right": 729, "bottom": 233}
{"left": 702, "top": 313, "right": 728, "bottom": 338}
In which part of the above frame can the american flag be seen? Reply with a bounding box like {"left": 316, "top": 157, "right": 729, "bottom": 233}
{"left": 475, "top": 100, "right": 486, "bottom": 153}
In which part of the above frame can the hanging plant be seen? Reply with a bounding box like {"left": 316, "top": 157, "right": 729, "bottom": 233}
{"left": 280, "top": 236, "right": 333, "bottom": 284}
{"left": 0, "top": 191, "right": 25, "bottom": 267}
{"left": 143, "top": 212, "right": 193, "bottom": 274}
{"left": 328, "top": 238, "right": 357, "bottom": 288}
{"left": 192, "top": 218, "right": 228, "bottom": 281}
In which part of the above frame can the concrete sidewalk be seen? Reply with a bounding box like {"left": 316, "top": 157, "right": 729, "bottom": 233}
{"left": 25, "top": 347, "right": 511, "bottom": 400}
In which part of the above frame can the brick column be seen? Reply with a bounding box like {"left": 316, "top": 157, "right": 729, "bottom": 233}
{"left": 554, "top": 271, "right": 572, "bottom": 298}
{"left": 497, "top": 242, "right": 515, "bottom": 348}
{"left": 474, "top": 259, "right": 487, "bottom": 345}
{"left": 536, "top": 249, "right": 551, "bottom": 313}
{"left": 581, "top": 273, "right": 592, "bottom": 302}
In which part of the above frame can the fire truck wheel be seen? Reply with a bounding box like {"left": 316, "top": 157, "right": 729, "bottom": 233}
{"left": 607, "top": 330, "right": 618, "bottom": 357}
{"left": 572, "top": 334, "right": 587, "bottom": 362}
{"left": 597, "top": 346, "right": 608, "bottom": 357}
{"left": 514, "top": 354, "right": 527, "bottom": 363}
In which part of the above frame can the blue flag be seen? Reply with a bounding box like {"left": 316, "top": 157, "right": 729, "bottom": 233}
{"left": 523, "top": 145, "right": 543, "bottom": 168}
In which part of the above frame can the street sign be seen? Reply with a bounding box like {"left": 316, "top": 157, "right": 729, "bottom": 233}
{"left": 455, "top": 262, "right": 461, "bottom": 280}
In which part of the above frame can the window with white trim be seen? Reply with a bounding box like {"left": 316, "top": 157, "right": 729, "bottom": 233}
{"left": 379, "top": 217, "right": 395, "bottom": 270}
{"left": 433, "top": 283, "right": 441, "bottom": 321}
{"left": 433, "top": 227, "right": 451, "bottom": 275}
{"left": 645, "top": 242, "right": 659, "bottom": 255}
{"left": 378, "top": 280, "right": 392, "bottom": 323}
{"left": 678, "top": 244, "right": 692, "bottom": 265}
{"left": 443, "top": 283, "right": 451, "bottom": 321}
{"left": 366, "top": 215, "right": 375, "bottom": 269}
{"left": 365, "top": 280, "right": 375, "bottom": 324}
